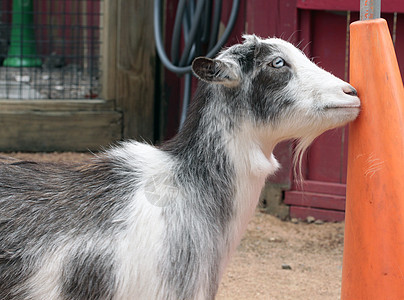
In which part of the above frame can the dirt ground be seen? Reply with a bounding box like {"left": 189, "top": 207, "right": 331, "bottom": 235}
{"left": 3, "top": 152, "right": 345, "bottom": 300}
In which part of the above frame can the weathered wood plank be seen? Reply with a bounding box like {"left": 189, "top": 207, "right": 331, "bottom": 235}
{"left": 292, "top": 180, "right": 347, "bottom": 196}
{"left": 100, "top": 0, "right": 118, "bottom": 100}
{"left": 284, "top": 191, "right": 346, "bottom": 211}
{"left": 115, "top": 0, "right": 155, "bottom": 140}
{"left": 0, "top": 99, "right": 115, "bottom": 112}
{"left": 0, "top": 111, "right": 122, "bottom": 151}
{"left": 290, "top": 206, "right": 345, "bottom": 222}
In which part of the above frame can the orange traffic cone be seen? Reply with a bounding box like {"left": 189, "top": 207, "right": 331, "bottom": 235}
{"left": 341, "top": 18, "right": 404, "bottom": 299}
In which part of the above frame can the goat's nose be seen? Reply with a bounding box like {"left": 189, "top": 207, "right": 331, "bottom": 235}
{"left": 343, "top": 85, "right": 358, "bottom": 97}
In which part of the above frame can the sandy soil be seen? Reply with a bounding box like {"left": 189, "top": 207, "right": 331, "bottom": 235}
{"left": 3, "top": 152, "right": 344, "bottom": 300}
{"left": 217, "top": 212, "right": 344, "bottom": 300}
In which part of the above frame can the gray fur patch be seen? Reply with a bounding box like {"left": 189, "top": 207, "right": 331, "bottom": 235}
{"left": 161, "top": 84, "right": 235, "bottom": 299}
{"left": 249, "top": 64, "right": 293, "bottom": 123}
{"left": 0, "top": 156, "right": 138, "bottom": 299}
{"left": 61, "top": 248, "right": 116, "bottom": 300}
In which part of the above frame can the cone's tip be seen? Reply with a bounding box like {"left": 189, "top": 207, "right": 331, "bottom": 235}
{"left": 350, "top": 18, "right": 387, "bottom": 28}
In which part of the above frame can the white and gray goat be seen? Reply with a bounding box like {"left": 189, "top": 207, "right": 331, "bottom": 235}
{"left": 0, "top": 35, "right": 360, "bottom": 300}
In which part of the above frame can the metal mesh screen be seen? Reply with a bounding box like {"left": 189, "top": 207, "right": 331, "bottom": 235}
{"left": 0, "top": 0, "right": 101, "bottom": 99}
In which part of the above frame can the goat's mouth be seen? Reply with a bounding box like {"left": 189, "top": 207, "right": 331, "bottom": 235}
{"left": 323, "top": 104, "right": 361, "bottom": 110}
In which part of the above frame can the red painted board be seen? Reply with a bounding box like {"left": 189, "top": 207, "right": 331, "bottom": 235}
{"left": 292, "top": 180, "right": 346, "bottom": 196}
{"left": 246, "top": 0, "right": 297, "bottom": 43}
{"left": 298, "top": 9, "right": 312, "bottom": 57}
{"left": 290, "top": 206, "right": 345, "bottom": 222}
{"left": 311, "top": 10, "right": 348, "bottom": 80}
{"left": 278, "top": 0, "right": 298, "bottom": 43}
{"left": 246, "top": 0, "right": 278, "bottom": 37}
{"left": 341, "top": 126, "right": 349, "bottom": 183}
{"left": 296, "top": 0, "right": 404, "bottom": 13}
{"left": 268, "top": 141, "right": 293, "bottom": 186}
{"left": 308, "top": 129, "right": 344, "bottom": 183}
{"left": 284, "top": 191, "right": 346, "bottom": 211}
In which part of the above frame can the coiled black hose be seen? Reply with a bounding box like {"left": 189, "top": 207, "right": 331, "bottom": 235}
{"left": 154, "top": 0, "right": 240, "bottom": 128}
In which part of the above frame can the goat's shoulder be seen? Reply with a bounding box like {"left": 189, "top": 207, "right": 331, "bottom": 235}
{"left": 107, "top": 140, "right": 176, "bottom": 172}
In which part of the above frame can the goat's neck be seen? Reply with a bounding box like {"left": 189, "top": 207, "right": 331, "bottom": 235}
{"left": 227, "top": 122, "right": 280, "bottom": 179}
{"left": 162, "top": 94, "right": 281, "bottom": 285}
{"left": 164, "top": 85, "right": 280, "bottom": 221}
{"left": 200, "top": 111, "right": 281, "bottom": 279}
{"left": 224, "top": 120, "right": 280, "bottom": 247}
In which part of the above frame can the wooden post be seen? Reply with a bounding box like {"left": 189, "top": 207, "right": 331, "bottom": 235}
{"left": 116, "top": 0, "right": 156, "bottom": 140}
{"left": 101, "top": 0, "right": 155, "bottom": 140}
{"left": 100, "top": 0, "right": 117, "bottom": 101}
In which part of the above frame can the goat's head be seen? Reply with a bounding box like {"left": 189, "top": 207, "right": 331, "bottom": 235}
{"left": 192, "top": 35, "right": 360, "bottom": 176}
{"left": 192, "top": 35, "right": 360, "bottom": 141}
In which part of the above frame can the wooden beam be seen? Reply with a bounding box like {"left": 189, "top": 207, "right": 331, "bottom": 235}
{"left": 0, "top": 99, "right": 122, "bottom": 152}
{"left": 285, "top": 191, "right": 346, "bottom": 211}
{"left": 0, "top": 99, "right": 115, "bottom": 112}
{"left": 0, "top": 110, "right": 122, "bottom": 152}
{"left": 115, "top": 0, "right": 155, "bottom": 140}
{"left": 290, "top": 206, "right": 345, "bottom": 222}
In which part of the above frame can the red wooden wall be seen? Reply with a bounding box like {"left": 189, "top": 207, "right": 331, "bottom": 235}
{"left": 163, "top": 0, "right": 404, "bottom": 221}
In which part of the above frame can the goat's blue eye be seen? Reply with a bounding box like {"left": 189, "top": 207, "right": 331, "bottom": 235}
{"left": 271, "top": 57, "right": 285, "bottom": 68}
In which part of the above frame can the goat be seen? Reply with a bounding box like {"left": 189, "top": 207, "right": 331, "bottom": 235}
{"left": 0, "top": 35, "right": 360, "bottom": 300}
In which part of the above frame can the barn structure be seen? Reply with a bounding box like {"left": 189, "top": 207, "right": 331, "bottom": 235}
{"left": 1, "top": 0, "right": 403, "bottom": 221}
{"left": 163, "top": 0, "right": 404, "bottom": 221}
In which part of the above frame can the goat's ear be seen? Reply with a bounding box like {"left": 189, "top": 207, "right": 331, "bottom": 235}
{"left": 192, "top": 57, "right": 240, "bottom": 87}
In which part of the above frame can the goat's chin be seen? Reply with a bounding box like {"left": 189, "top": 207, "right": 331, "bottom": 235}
{"left": 321, "top": 106, "right": 360, "bottom": 128}
{"left": 291, "top": 106, "right": 359, "bottom": 184}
